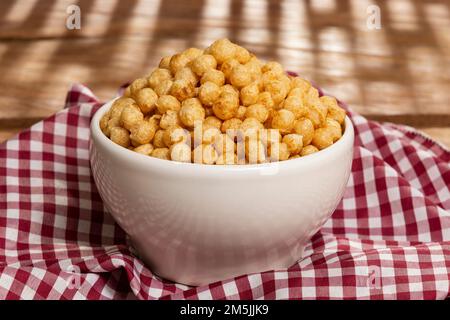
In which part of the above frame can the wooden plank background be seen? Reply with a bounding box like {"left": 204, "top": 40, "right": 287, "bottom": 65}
{"left": 0, "top": 0, "right": 449, "bottom": 146}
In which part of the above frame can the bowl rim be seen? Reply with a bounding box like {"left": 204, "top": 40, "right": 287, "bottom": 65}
{"left": 90, "top": 98, "right": 354, "bottom": 173}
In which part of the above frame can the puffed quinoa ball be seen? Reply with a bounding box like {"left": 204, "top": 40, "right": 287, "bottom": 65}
{"left": 153, "top": 129, "right": 166, "bottom": 148}
{"left": 202, "top": 126, "right": 221, "bottom": 144}
{"left": 271, "top": 109, "right": 295, "bottom": 134}
{"left": 306, "top": 105, "right": 326, "bottom": 129}
{"left": 316, "top": 102, "right": 329, "bottom": 120}
{"left": 103, "top": 39, "right": 346, "bottom": 164}
{"left": 110, "top": 127, "right": 130, "bottom": 148}
{"left": 156, "top": 95, "right": 181, "bottom": 114}
{"left": 257, "top": 92, "right": 275, "bottom": 109}
{"left": 159, "top": 56, "right": 171, "bottom": 69}
{"left": 153, "top": 79, "right": 173, "bottom": 96}
{"left": 241, "top": 117, "right": 264, "bottom": 134}
{"left": 219, "top": 59, "right": 238, "bottom": 79}
{"left": 230, "top": 64, "right": 253, "bottom": 88}
{"left": 134, "top": 143, "right": 154, "bottom": 156}
{"left": 321, "top": 96, "right": 346, "bottom": 125}
{"left": 170, "top": 142, "right": 192, "bottom": 163}
{"left": 170, "top": 79, "right": 196, "bottom": 101}
{"left": 201, "top": 69, "right": 225, "bottom": 86}
{"left": 183, "top": 47, "right": 204, "bottom": 61}
{"left": 262, "top": 61, "right": 284, "bottom": 75}
{"left": 221, "top": 84, "right": 239, "bottom": 96}
{"left": 282, "top": 134, "right": 303, "bottom": 155}
{"left": 159, "top": 110, "right": 181, "bottom": 129}
{"left": 130, "top": 138, "right": 141, "bottom": 148}
{"left": 269, "top": 142, "right": 290, "bottom": 161}
{"left": 262, "top": 70, "right": 282, "bottom": 87}
{"left": 328, "top": 104, "right": 346, "bottom": 126}
{"left": 147, "top": 68, "right": 172, "bottom": 89}
{"left": 290, "top": 77, "right": 311, "bottom": 92}
{"left": 245, "top": 138, "right": 266, "bottom": 164}
{"left": 283, "top": 96, "right": 307, "bottom": 119}
{"left": 221, "top": 118, "right": 242, "bottom": 134}
{"left": 110, "top": 97, "right": 136, "bottom": 119}
{"left": 306, "top": 86, "right": 320, "bottom": 100}
{"left": 204, "top": 116, "right": 222, "bottom": 130}
{"left": 280, "top": 74, "right": 291, "bottom": 88}
{"left": 312, "top": 127, "right": 333, "bottom": 150}
{"left": 135, "top": 88, "right": 158, "bottom": 114}
{"left": 245, "top": 56, "right": 263, "bottom": 79}
{"left": 212, "top": 91, "right": 239, "bottom": 120}
{"left": 265, "top": 80, "right": 289, "bottom": 105}
{"left": 240, "top": 82, "right": 259, "bottom": 106}
{"left": 107, "top": 117, "right": 120, "bottom": 132}
{"left": 175, "top": 67, "right": 198, "bottom": 86}
{"left": 294, "top": 117, "right": 315, "bottom": 146}
{"left": 191, "top": 54, "right": 217, "bottom": 76}
{"left": 255, "top": 78, "right": 265, "bottom": 92}
{"left": 260, "top": 129, "right": 281, "bottom": 147}
{"left": 129, "top": 120, "right": 156, "bottom": 145}
{"left": 199, "top": 81, "right": 221, "bottom": 106}
{"left": 151, "top": 147, "right": 170, "bottom": 160}
{"left": 163, "top": 126, "right": 189, "bottom": 146}
{"left": 148, "top": 114, "right": 161, "bottom": 129}
{"left": 246, "top": 55, "right": 263, "bottom": 68}
{"left": 300, "top": 145, "right": 319, "bottom": 156}
{"left": 288, "top": 87, "right": 304, "bottom": 99}
{"left": 124, "top": 86, "right": 132, "bottom": 97}
{"left": 100, "top": 113, "right": 111, "bottom": 136}
{"left": 234, "top": 45, "right": 251, "bottom": 64}
{"left": 245, "top": 104, "right": 269, "bottom": 123}
{"left": 169, "top": 53, "right": 191, "bottom": 74}
{"left": 278, "top": 142, "right": 291, "bottom": 161}
{"left": 209, "top": 38, "right": 237, "bottom": 64}
{"left": 214, "top": 133, "right": 235, "bottom": 155}
{"left": 193, "top": 144, "right": 218, "bottom": 164}
{"left": 129, "top": 78, "right": 148, "bottom": 95}
{"left": 325, "top": 118, "right": 342, "bottom": 142}
{"left": 120, "top": 105, "right": 144, "bottom": 130}
{"left": 236, "top": 105, "right": 247, "bottom": 120}
{"left": 179, "top": 98, "right": 206, "bottom": 127}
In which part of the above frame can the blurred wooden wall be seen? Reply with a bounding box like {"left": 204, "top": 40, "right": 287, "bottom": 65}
{"left": 0, "top": 0, "right": 449, "bottom": 145}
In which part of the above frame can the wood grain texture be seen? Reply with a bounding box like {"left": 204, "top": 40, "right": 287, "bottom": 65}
{"left": 0, "top": 0, "right": 449, "bottom": 146}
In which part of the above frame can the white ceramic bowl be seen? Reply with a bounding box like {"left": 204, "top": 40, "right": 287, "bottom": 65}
{"left": 89, "top": 99, "right": 354, "bottom": 286}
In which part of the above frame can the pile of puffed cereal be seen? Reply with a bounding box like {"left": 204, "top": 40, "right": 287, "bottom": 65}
{"left": 100, "top": 39, "right": 346, "bottom": 165}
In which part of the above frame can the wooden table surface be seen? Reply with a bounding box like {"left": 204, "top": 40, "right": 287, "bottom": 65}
{"left": 0, "top": 0, "right": 449, "bottom": 146}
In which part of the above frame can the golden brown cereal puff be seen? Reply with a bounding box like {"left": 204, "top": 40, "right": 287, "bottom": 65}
{"left": 293, "top": 117, "right": 315, "bottom": 146}
{"left": 212, "top": 91, "right": 239, "bottom": 120}
{"left": 271, "top": 109, "right": 295, "bottom": 134}
{"left": 300, "top": 145, "right": 319, "bottom": 156}
{"left": 101, "top": 38, "right": 347, "bottom": 164}
{"left": 179, "top": 98, "right": 206, "bottom": 127}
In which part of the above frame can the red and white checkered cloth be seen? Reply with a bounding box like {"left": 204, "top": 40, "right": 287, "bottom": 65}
{"left": 0, "top": 83, "right": 449, "bottom": 300}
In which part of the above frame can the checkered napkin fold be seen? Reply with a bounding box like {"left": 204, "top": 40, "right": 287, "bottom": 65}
{"left": 0, "top": 84, "right": 449, "bottom": 300}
